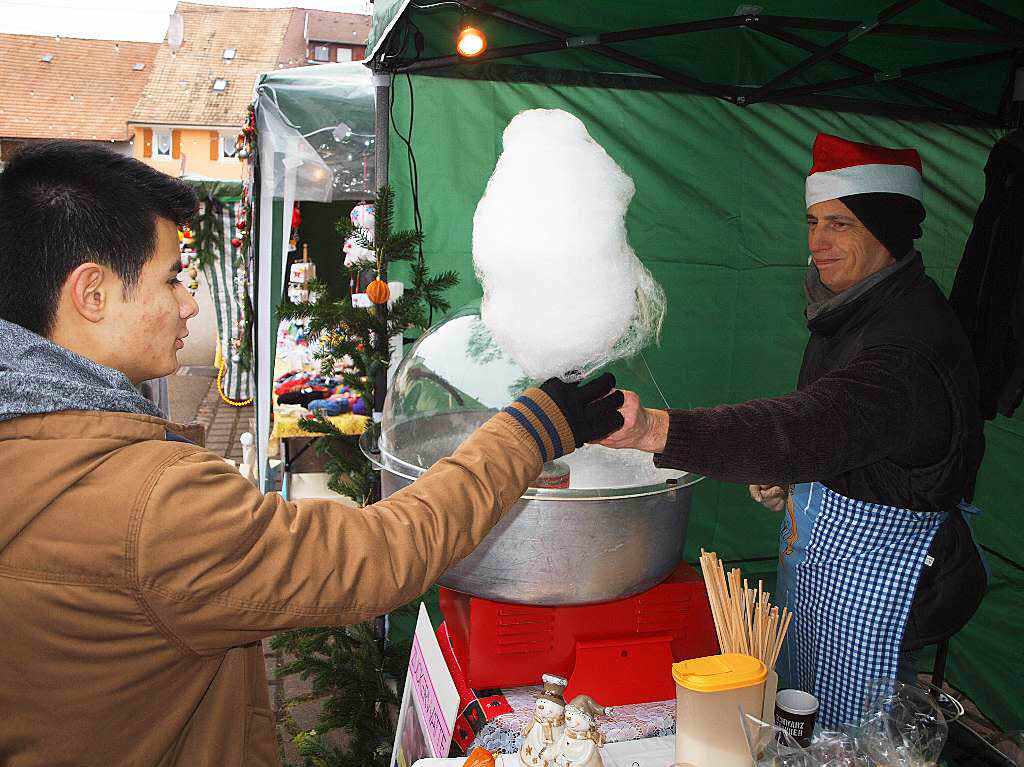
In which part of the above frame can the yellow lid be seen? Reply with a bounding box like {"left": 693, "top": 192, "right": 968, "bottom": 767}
{"left": 672, "top": 653, "right": 767, "bottom": 692}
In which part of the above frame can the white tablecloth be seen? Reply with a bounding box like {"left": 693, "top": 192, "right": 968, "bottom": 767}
{"left": 411, "top": 734, "right": 675, "bottom": 767}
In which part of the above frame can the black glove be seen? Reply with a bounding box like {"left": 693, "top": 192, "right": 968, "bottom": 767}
{"left": 540, "top": 372, "right": 625, "bottom": 448}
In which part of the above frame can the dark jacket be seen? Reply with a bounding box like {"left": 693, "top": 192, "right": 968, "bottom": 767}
{"left": 655, "top": 254, "right": 986, "bottom": 649}
{"left": 799, "top": 253, "right": 983, "bottom": 510}
{"left": 950, "top": 131, "right": 1024, "bottom": 420}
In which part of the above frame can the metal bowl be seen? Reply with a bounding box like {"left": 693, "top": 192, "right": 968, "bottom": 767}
{"left": 367, "top": 303, "right": 702, "bottom": 605}
{"left": 361, "top": 411, "right": 701, "bottom": 605}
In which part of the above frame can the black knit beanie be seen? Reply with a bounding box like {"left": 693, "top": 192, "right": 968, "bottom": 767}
{"left": 839, "top": 192, "right": 926, "bottom": 259}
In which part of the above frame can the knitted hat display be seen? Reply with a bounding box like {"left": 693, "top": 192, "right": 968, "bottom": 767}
{"left": 538, "top": 673, "right": 569, "bottom": 707}
{"left": 807, "top": 133, "right": 926, "bottom": 258}
{"left": 806, "top": 133, "right": 922, "bottom": 208}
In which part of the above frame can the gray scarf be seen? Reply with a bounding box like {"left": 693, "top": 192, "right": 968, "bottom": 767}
{"left": 0, "top": 318, "right": 165, "bottom": 423}
{"left": 804, "top": 250, "right": 917, "bottom": 323}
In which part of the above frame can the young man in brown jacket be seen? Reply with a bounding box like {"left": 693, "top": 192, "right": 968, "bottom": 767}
{"left": 0, "top": 141, "right": 623, "bottom": 766}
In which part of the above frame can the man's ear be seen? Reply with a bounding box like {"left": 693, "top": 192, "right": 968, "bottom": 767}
{"left": 64, "top": 262, "right": 109, "bottom": 323}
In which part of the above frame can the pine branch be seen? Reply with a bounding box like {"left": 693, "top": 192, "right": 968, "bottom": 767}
{"left": 378, "top": 230, "right": 422, "bottom": 263}
{"left": 373, "top": 186, "right": 395, "bottom": 250}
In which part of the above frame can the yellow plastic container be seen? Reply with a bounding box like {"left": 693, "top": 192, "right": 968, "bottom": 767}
{"left": 672, "top": 653, "right": 767, "bottom": 767}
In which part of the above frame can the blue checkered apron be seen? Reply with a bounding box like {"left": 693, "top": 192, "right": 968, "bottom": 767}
{"left": 775, "top": 482, "right": 946, "bottom": 729}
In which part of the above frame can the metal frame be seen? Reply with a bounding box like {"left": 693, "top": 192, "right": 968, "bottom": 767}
{"left": 378, "top": 0, "right": 1024, "bottom": 126}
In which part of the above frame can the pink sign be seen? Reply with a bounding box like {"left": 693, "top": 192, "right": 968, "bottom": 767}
{"left": 409, "top": 635, "right": 452, "bottom": 757}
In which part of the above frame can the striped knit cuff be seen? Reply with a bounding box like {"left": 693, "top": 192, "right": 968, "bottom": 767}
{"left": 500, "top": 387, "right": 576, "bottom": 462}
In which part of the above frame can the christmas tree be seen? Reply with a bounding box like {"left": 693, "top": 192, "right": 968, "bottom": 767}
{"left": 277, "top": 184, "right": 457, "bottom": 503}
{"left": 273, "top": 186, "right": 457, "bottom": 766}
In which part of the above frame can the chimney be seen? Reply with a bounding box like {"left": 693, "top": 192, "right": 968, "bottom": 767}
{"left": 168, "top": 13, "right": 184, "bottom": 51}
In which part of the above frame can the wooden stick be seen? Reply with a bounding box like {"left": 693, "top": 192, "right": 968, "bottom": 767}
{"left": 762, "top": 595, "right": 772, "bottom": 662}
{"left": 696, "top": 551, "right": 794, "bottom": 668}
{"left": 770, "top": 609, "right": 793, "bottom": 669}
{"left": 754, "top": 593, "right": 766, "bottom": 662}
{"left": 700, "top": 551, "right": 727, "bottom": 652}
{"left": 715, "top": 560, "right": 732, "bottom": 653}
{"left": 702, "top": 562, "right": 723, "bottom": 650}
{"left": 726, "top": 570, "right": 739, "bottom": 652}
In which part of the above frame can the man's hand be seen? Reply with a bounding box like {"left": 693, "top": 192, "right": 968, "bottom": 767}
{"left": 593, "top": 389, "right": 669, "bottom": 453}
{"left": 749, "top": 484, "right": 789, "bottom": 512}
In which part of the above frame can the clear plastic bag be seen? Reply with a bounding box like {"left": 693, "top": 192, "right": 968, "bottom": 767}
{"left": 849, "top": 679, "right": 947, "bottom": 767}
{"left": 741, "top": 678, "right": 948, "bottom": 767}
{"left": 743, "top": 713, "right": 870, "bottom": 767}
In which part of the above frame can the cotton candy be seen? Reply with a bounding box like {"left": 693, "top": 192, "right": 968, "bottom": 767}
{"left": 472, "top": 108, "right": 665, "bottom": 381}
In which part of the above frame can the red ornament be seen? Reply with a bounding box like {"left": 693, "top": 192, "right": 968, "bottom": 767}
{"left": 230, "top": 238, "right": 242, "bottom": 248}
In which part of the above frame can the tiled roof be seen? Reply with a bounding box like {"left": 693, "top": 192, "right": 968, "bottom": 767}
{"left": 304, "top": 10, "right": 371, "bottom": 46}
{"left": 130, "top": 2, "right": 293, "bottom": 128}
{"left": 0, "top": 34, "right": 157, "bottom": 141}
{"left": 279, "top": 9, "right": 310, "bottom": 69}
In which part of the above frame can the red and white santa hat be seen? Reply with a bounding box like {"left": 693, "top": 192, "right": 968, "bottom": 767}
{"left": 805, "top": 133, "right": 922, "bottom": 208}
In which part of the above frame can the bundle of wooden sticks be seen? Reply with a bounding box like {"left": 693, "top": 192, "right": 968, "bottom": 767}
{"left": 699, "top": 549, "right": 792, "bottom": 670}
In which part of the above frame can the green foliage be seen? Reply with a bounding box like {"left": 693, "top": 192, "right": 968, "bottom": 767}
{"left": 273, "top": 186, "right": 458, "bottom": 767}
{"left": 272, "top": 601, "right": 416, "bottom": 767}
{"left": 294, "top": 416, "right": 377, "bottom": 506}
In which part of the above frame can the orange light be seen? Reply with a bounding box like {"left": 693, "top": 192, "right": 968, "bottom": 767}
{"left": 456, "top": 25, "right": 487, "bottom": 57}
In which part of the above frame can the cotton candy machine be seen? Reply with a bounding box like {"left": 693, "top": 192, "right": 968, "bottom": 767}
{"left": 361, "top": 303, "right": 702, "bottom": 606}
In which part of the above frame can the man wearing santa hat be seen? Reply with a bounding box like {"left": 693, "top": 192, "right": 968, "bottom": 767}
{"left": 601, "top": 133, "right": 987, "bottom": 729}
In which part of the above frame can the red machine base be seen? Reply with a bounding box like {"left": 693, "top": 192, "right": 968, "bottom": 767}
{"left": 439, "top": 561, "right": 718, "bottom": 706}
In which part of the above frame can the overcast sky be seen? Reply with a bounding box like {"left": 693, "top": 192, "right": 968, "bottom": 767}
{"left": 0, "top": 0, "right": 371, "bottom": 41}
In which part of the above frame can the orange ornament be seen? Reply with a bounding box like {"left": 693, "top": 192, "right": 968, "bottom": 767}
{"left": 366, "top": 278, "right": 390, "bottom": 305}
{"left": 463, "top": 747, "right": 495, "bottom": 767}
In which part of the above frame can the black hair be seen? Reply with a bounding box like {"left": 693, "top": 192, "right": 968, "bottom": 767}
{"left": 0, "top": 140, "right": 198, "bottom": 336}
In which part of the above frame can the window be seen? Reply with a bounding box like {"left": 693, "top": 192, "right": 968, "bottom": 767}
{"left": 221, "top": 133, "right": 238, "bottom": 161}
{"left": 223, "top": 48, "right": 236, "bottom": 60}
{"left": 212, "top": 78, "right": 228, "bottom": 92}
{"left": 155, "top": 129, "right": 171, "bottom": 157}
{"left": 336, "top": 47, "right": 353, "bottom": 62}
{"left": 313, "top": 45, "right": 329, "bottom": 62}
{"left": 132, "top": 62, "right": 145, "bottom": 71}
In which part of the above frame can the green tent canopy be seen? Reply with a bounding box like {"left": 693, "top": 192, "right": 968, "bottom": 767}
{"left": 370, "top": 0, "right": 1023, "bottom": 125}
{"left": 362, "top": 0, "right": 1024, "bottom": 736}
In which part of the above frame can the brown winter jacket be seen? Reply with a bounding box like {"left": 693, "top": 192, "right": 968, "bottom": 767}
{"left": 0, "top": 395, "right": 572, "bottom": 766}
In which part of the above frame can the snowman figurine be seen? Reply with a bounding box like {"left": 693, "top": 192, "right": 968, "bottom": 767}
{"left": 518, "top": 674, "right": 568, "bottom": 767}
{"left": 550, "top": 694, "right": 614, "bottom": 767}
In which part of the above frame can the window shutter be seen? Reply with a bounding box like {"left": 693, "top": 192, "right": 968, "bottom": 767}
{"left": 171, "top": 129, "right": 181, "bottom": 159}
{"left": 210, "top": 131, "right": 220, "bottom": 161}
{"left": 143, "top": 127, "right": 152, "bottom": 158}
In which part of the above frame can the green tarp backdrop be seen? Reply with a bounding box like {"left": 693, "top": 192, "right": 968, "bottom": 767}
{"left": 383, "top": 72, "right": 1023, "bottom": 731}
{"left": 237, "top": 0, "right": 1024, "bottom": 735}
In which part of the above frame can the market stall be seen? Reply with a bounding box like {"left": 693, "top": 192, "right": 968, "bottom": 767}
{"left": 358, "top": 0, "right": 1024, "bottom": 760}
{"left": 249, "top": 61, "right": 378, "bottom": 491}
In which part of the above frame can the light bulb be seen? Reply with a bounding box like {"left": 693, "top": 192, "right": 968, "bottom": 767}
{"left": 456, "top": 25, "right": 486, "bottom": 57}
